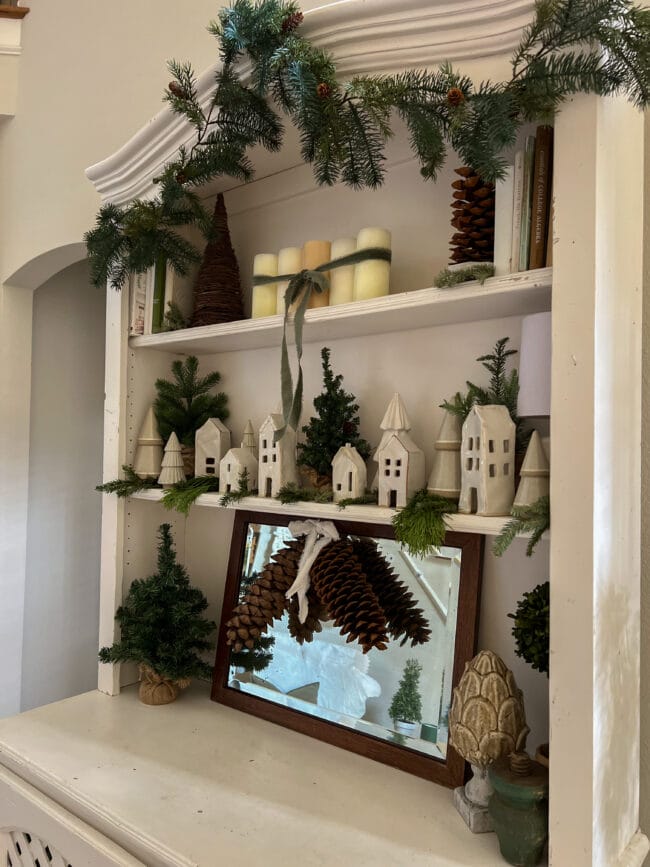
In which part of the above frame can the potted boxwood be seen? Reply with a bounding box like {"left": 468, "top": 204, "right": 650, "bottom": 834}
{"left": 508, "top": 580, "right": 549, "bottom": 765}
{"left": 389, "top": 659, "right": 423, "bottom": 737}
{"left": 99, "top": 524, "right": 216, "bottom": 705}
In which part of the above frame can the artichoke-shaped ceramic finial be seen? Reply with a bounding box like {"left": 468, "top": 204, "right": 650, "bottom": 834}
{"left": 450, "top": 649, "right": 529, "bottom": 769}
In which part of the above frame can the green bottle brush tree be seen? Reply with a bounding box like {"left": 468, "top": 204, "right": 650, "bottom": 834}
{"left": 389, "top": 658, "right": 424, "bottom": 730}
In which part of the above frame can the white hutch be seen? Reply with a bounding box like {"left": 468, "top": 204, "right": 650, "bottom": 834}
{"left": 0, "top": 1, "right": 646, "bottom": 865}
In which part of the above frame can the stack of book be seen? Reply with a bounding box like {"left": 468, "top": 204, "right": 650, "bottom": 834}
{"left": 129, "top": 258, "right": 194, "bottom": 336}
{"left": 494, "top": 126, "right": 554, "bottom": 275}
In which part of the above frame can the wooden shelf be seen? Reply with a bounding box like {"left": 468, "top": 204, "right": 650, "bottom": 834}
{"left": 0, "top": 5, "right": 29, "bottom": 19}
{"left": 130, "top": 268, "right": 552, "bottom": 356}
{"left": 130, "top": 489, "right": 540, "bottom": 538}
{"left": 0, "top": 683, "right": 518, "bottom": 866}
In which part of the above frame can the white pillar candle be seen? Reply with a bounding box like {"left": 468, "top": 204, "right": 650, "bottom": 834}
{"left": 251, "top": 253, "right": 278, "bottom": 318}
{"left": 329, "top": 238, "right": 356, "bottom": 305}
{"left": 276, "top": 247, "right": 302, "bottom": 313}
{"left": 353, "top": 227, "right": 391, "bottom": 301}
{"left": 303, "top": 240, "right": 331, "bottom": 309}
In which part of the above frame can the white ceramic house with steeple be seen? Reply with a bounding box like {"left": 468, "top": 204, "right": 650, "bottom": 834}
{"left": 219, "top": 420, "right": 258, "bottom": 494}
{"left": 194, "top": 418, "right": 231, "bottom": 478}
{"left": 257, "top": 413, "right": 298, "bottom": 498}
{"left": 332, "top": 443, "right": 367, "bottom": 502}
{"left": 458, "top": 405, "right": 516, "bottom": 516}
{"left": 375, "top": 393, "right": 425, "bottom": 508}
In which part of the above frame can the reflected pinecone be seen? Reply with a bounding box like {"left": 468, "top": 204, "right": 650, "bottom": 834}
{"left": 226, "top": 539, "right": 304, "bottom": 651}
{"left": 310, "top": 541, "right": 389, "bottom": 653}
{"left": 449, "top": 166, "right": 495, "bottom": 265}
{"left": 352, "top": 538, "right": 431, "bottom": 646}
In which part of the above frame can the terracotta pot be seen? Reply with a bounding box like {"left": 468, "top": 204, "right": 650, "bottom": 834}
{"left": 138, "top": 666, "right": 189, "bottom": 706}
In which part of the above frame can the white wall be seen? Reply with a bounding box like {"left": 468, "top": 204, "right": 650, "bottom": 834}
{"left": 21, "top": 260, "right": 105, "bottom": 711}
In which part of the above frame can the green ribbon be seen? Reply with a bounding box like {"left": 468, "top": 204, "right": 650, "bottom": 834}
{"left": 254, "top": 247, "right": 392, "bottom": 442}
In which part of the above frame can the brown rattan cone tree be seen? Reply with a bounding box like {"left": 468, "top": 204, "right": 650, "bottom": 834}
{"left": 449, "top": 167, "right": 495, "bottom": 265}
{"left": 191, "top": 193, "right": 244, "bottom": 327}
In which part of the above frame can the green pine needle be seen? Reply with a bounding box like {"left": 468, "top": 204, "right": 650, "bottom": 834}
{"left": 434, "top": 264, "right": 495, "bottom": 288}
{"left": 275, "top": 483, "right": 333, "bottom": 504}
{"left": 337, "top": 491, "right": 379, "bottom": 509}
{"left": 220, "top": 467, "right": 255, "bottom": 506}
{"left": 162, "top": 475, "right": 220, "bottom": 515}
{"left": 392, "top": 490, "right": 457, "bottom": 559}
{"left": 493, "top": 495, "right": 550, "bottom": 557}
{"left": 508, "top": 581, "right": 549, "bottom": 676}
{"left": 96, "top": 465, "right": 157, "bottom": 498}
{"left": 388, "top": 659, "right": 423, "bottom": 724}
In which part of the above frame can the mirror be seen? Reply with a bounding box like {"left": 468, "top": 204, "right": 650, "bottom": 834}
{"left": 212, "top": 511, "right": 483, "bottom": 787}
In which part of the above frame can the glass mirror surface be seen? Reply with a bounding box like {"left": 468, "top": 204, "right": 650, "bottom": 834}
{"left": 227, "top": 523, "right": 462, "bottom": 760}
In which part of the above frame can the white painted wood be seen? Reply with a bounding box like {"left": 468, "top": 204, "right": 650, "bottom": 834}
{"left": 614, "top": 830, "right": 650, "bottom": 867}
{"left": 0, "top": 684, "right": 513, "bottom": 867}
{"left": 130, "top": 268, "right": 552, "bottom": 355}
{"left": 550, "top": 95, "right": 645, "bottom": 866}
{"left": 0, "top": 766, "right": 142, "bottom": 866}
{"left": 84, "top": 0, "right": 535, "bottom": 206}
{"left": 97, "top": 285, "right": 129, "bottom": 696}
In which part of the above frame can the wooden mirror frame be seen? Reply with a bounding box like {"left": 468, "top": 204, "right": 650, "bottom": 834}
{"left": 211, "top": 510, "right": 484, "bottom": 788}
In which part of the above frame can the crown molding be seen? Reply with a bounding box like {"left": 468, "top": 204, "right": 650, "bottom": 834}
{"left": 86, "top": 0, "right": 534, "bottom": 205}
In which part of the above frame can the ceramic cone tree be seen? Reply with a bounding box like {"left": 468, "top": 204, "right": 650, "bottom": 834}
{"left": 513, "top": 430, "right": 550, "bottom": 507}
{"left": 427, "top": 410, "right": 462, "bottom": 499}
{"left": 191, "top": 193, "right": 244, "bottom": 327}
{"left": 133, "top": 406, "right": 163, "bottom": 479}
{"left": 158, "top": 432, "right": 186, "bottom": 487}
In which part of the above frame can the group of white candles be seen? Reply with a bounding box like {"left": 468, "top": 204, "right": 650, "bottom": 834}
{"left": 251, "top": 227, "right": 392, "bottom": 318}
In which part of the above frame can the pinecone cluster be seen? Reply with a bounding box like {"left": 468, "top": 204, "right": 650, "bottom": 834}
{"left": 449, "top": 166, "right": 495, "bottom": 265}
{"left": 191, "top": 193, "right": 245, "bottom": 327}
{"left": 225, "top": 535, "right": 431, "bottom": 656}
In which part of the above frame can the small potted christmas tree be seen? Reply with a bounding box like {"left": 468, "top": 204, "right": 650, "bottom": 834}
{"left": 99, "top": 524, "right": 216, "bottom": 705}
{"left": 298, "top": 346, "right": 371, "bottom": 488}
{"left": 389, "top": 658, "right": 423, "bottom": 737}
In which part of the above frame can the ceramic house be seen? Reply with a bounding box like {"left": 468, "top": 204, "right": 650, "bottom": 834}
{"left": 258, "top": 413, "right": 298, "bottom": 498}
{"left": 332, "top": 443, "right": 367, "bottom": 502}
{"left": 194, "top": 418, "right": 231, "bottom": 478}
{"left": 375, "top": 394, "right": 425, "bottom": 509}
{"left": 219, "top": 421, "right": 259, "bottom": 494}
{"left": 513, "top": 430, "right": 549, "bottom": 507}
{"left": 427, "top": 410, "right": 462, "bottom": 500}
{"left": 458, "top": 405, "right": 516, "bottom": 516}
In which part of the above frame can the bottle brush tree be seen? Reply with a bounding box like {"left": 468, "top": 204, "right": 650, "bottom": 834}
{"left": 298, "top": 347, "right": 370, "bottom": 486}
{"left": 154, "top": 354, "right": 228, "bottom": 447}
{"left": 389, "top": 658, "right": 424, "bottom": 724}
{"left": 98, "top": 524, "right": 216, "bottom": 682}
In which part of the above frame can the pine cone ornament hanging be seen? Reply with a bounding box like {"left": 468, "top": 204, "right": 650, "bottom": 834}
{"left": 225, "top": 539, "right": 304, "bottom": 651}
{"left": 449, "top": 167, "right": 495, "bottom": 265}
{"left": 351, "top": 538, "right": 431, "bottom": 646}
{"left": 281, "top": 10, "right": 304, "bottom": 33}
{"left": 446, "top": 87, "right": 466, "bottom": 108}
{"left": 168, "top": 81, "right": 188, "bottom": 100}
{"left": 317, "top": 82, "right": 333, "bottom": 99}
{"left": 310, "top": 541, "right": 389, "bottom": 653}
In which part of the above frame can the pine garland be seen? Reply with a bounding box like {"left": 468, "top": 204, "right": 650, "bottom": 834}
{"left": 161, "top": 475, "right": 220, "bottom": 515}
{"left": 220, "top": 467, "right": 256, "bottom": 506}
{"left": 392, "top": 490, "right": 458, "bottom": 558}
{"left": 96, "top": 465, "right": 157, "bottom": 498}
{"left": 275, "top": 483, "right": 333, "bottom": 504}
{"left": 434, "top": 264, "right": 495, "bottom": 288}
{"left": 85, "top": 0, "right": 650, "bottom": 289}
{"left": 493, "top": 495, "right": 550, "bottom": 557}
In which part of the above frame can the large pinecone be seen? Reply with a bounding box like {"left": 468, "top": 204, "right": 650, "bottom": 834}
{"left": 449, "top": 166, "right": 495, "bottom": 265}
{"left": 352, "top": 538, "right": 431, "bottom": 646}
{"left": 310, "top": 541, "right": 389, "bottom": 653}
{"left": 226, "top": 539, "right": 304, "bottom": 651}
{"left": 287, "top": 590, "right": 329, "bottom": 645}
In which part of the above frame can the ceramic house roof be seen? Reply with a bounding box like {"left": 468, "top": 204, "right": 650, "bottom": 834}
{"left": 221, "top": 447, "right": 258, "bottom": 467}
{"left": 465, "top": 404, "right": 515, "bottom": 430}
{"left": 260, "top": 413, "right": 285, "bottom": 432}
{"left": 332, "top": 444, "right": 367, "bottom": 472}
{"left": 378, "top": 431, "right": 422, "bottom": 455}
{"left": 380, "top": 393, "right": 411, "bottom": 431}
{"left": 197, "top": 418, "right": 229, "bottom": 436}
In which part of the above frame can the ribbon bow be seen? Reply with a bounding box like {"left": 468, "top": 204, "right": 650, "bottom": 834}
{"left": 286, "top": 519, "right": 340, "bottom": 623}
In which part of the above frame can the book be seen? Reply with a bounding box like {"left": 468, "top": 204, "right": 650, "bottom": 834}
{"left": 151, "top": 256, "right": 167, "bottom": 334}
{"left": 518, "top": 135, "right": 536, "bottom": 270}
{"left": 494, "top": 165, "right": 514, "bottom": 276}
{"left": 143, "top": 268, "right": 154, "bottom": 335}
{"left": 529, "top": 126, "right": 554, "bottom": 270}
{"left": 128, "top": 271, "right": 148, "bottom": 336}
{"left": 510, "top": 150, "right": 525, "bottom": 275}
{"left": 546, "top": 191, "right": 554, "bottom": 267}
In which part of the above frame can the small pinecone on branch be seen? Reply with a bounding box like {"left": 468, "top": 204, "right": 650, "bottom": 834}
{"left": 226, "top": 539, "right": 304, "bottom": 651}
{"left": 352, "top": 538, "right": 432, "bottom": 646}
{"left": 310, "top": 541, "right": 389, "bottom": 653}
{"left": 449, "top": 166, "right": 495, "bottom": 265}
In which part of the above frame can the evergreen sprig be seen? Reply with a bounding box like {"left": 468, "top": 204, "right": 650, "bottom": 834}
{"left": 154, "top": 355, "right": 228, "bottom": 447}
{"left": 508, "top": 580, "right": 550, "bottom": 676}
{"left": 162, "top": 475, "right": 220, "bottom": 515}
{"left": 275, "top": 483, "right": 333, "bottom": 504}
{"left": 493, "top": 495, "right": 550, "bottom": 557}
{"left": 220, "top": 467, "right": 256, "bottom": 506}
{"left": 98, "top": 524, "right": 216, "bottom": 681}
{"left": 392, "top": 490, "right": 457, "bottom": 559}
{"left": 434, "top": 264, "right": 495, "bottom": 288}
{"left": 96, "top": 465, "right": 157, "bottom": 498}
{"left": 85, "top": 0, "right": 650, "bottom": 289}
{"left": 230, "top": 635, "right": 275, "bottom": 673}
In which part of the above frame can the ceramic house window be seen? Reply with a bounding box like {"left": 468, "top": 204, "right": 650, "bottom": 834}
{"left": 503, "top": 440, "right": 510, "bottom": 453}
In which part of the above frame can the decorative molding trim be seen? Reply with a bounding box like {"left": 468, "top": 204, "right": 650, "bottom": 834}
{"left": 614, "top": 830, "right": 650, "bottom": 867}
{"left": 85, "top": 0, "right": 534, "bottom": 205}
{"left": 0, "top": 6, "right": 29, "bottom": 20}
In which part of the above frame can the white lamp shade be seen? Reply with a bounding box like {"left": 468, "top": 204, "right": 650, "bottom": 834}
{"left": 518, "top": 312, "right": 551, "bottom": 417}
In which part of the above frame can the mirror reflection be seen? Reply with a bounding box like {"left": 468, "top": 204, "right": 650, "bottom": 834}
{"left": 227, "top": 523, "right": 462, "bottom": 760}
